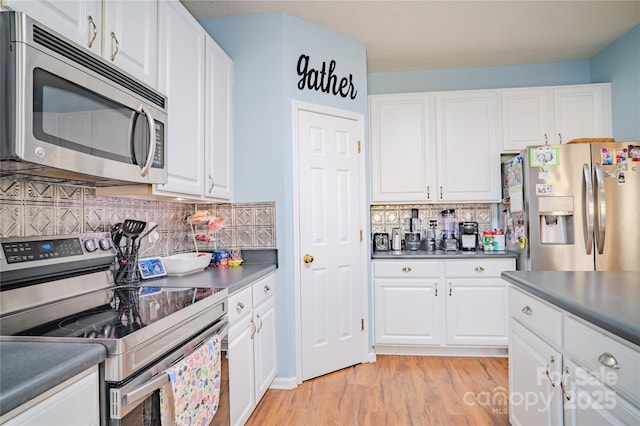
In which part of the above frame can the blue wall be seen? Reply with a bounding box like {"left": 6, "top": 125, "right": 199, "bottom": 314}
{"left": 201, "top": 13, "right": 367, "bottom": 381}
{"left": 368, "top": 60, "right": 591, "bottom": 94}
{"left": 591, "top": 24, "right": 640, "bottom": 141}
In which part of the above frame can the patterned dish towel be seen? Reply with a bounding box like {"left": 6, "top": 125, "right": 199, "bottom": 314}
{"left": 160, "top": 334, "right": 222, "bottom": 426}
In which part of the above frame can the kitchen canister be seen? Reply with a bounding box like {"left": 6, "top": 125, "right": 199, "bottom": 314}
{"left": 483, "top": 231, "right": 495, "bottom": 251}
{"left": 213, "top": 250, "right": 230, "bottom": 268}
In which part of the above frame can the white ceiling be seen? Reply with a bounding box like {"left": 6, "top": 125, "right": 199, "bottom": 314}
{"left": 180, "top": 0, "right": 640, "bottom": 73}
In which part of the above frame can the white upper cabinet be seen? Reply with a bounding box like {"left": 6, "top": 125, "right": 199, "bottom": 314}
{"left": 370, "top": 94, "right": 434, "bottom": 202}
{"left": 435, "top": 91, "right": 501, "bottom": 202}
{"left": 502, "top": 83, "right": 612, "bottom": 152}
{"left": 154, "top": 0, "right": 233, "bottom": 201}
{"left": 553, "top": 83, "right": 612, "bottom": 144}
{"left": 101, "top": 0, "right": 157, "bottom": 87}
{"left": 4, "top": 0, "right": 103, "bottom": 55}
{"left": 204, "top": 37, "right": 234, "bottom": 200}
{"left": 157, "top": 0, "right": 206, "bottom": 196}
{"left": 502, "top": 88, "right": 553, "bottom": 151}
{"left": 5, "top": 0, "right": 158, "bottom": 87}
{"left": 370, "top": 90, "right": 501, "bottom": 203}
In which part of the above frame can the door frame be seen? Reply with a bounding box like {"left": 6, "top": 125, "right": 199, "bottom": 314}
{"left": 291, "top": 100, "right": 369, "bottom": 384}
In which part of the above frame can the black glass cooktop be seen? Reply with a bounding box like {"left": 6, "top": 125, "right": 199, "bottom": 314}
{"left": 15, "top": 285, "right": 220, "bottom": 340}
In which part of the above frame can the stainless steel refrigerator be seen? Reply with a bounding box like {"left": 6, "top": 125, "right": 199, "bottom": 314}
{"left": 502, "top": 142, "right": 640, "bottom": 271}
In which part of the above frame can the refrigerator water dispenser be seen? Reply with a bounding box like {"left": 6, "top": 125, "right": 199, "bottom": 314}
{"left": 538, "top": 196, "right": 574, "bottom": 245}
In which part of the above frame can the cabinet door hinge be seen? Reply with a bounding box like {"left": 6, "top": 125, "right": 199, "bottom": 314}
{"left": 361, "top": 318, "right": 365, "bottom": 331}
{"left": 357, "top": 140, "right": 361, "bottom": 154}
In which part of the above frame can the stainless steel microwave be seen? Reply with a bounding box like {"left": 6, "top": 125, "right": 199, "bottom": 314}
{"left": 0, "top": 11, "right": 168, "bottom": 185}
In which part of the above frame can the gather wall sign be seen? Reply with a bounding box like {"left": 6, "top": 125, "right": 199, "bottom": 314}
{"left": 296, "top": 54, "right": 358, "bottom": 100}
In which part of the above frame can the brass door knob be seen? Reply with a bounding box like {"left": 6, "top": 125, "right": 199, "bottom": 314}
{"left": 303, "top": 254, "right": 314, "bottom": 264}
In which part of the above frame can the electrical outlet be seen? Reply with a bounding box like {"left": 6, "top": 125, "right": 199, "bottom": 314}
{"left": 148, "top": 222, "right": 159, "bottom": 243}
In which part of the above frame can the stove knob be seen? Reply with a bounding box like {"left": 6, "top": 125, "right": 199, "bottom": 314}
{"left": 84, "top": 239, "right": 97, "bottom": 252}
{"left": 99, "top": 238, "right": 112, "bottom": 251}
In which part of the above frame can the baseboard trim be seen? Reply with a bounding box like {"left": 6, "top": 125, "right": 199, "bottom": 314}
{"left": 269, "top": 376, "right": 298, "bottom": 390}
{"left": 374, "top": 345, "right": 508, "bottom": 357}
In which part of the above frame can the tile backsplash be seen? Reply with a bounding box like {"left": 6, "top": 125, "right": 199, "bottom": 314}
{"left": 0, "top": 178, "right": 276, "bottom": 256}
{"left": 370, "top": 203, "right": 496, "bottom": 236}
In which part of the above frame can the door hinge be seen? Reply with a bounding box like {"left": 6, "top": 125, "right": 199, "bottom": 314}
{"left": 357, "top": 140, "right": 361, "bottom": 154}
{"left": 361, "top": 318, "right": 365, "bottom": 331}
{"left": 359, "top": 230, "right": 363, "bottom": 242}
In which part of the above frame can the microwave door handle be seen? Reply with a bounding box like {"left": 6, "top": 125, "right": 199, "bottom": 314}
{"left": 582, "top": 164, "right": 594, "bottom": 254}
{"left": 129, "top": 104, "right": 157, "bottom": 177}
{"left": 594, "top": 163, "right": 606, "bottom": 254}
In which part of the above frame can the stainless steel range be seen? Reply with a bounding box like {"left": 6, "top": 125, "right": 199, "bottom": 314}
{"left": 0, "top": 233, "right": 228, "bottom": 425}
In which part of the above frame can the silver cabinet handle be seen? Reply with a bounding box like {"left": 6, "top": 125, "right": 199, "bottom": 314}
{"left": 558, "top": 133, "right": 563, "bottom": 144}
{"left": 256, "top": 313, "right": 263, "bottom": 333}
{"left": 521, "top": 305, "right": 533, "bottom": 316}
{"left": 474, "top": 266, "right": 485, "bottom": 273}
{"left": 544, "top": 133, "right": 548, "bottom": 145}
{"left": 264, "top": 285, "right": 271, "bottom": 294}
{"left": 448, "top": 282, "right": 452, "bottom": 296}
{"left": 401, "top": 267, "right": 412, "bottom": 273}
{"left": 434, "top": 283, "right": 438, "bottom": 297}
{"left": 426, "top": 186, "right": 430, "bottom": 200}
{"left": 598, "top": 352, "right": 620, "bottom": 369}
{"left": 250, "top": 319, "right": 257, "bottom": 339}
{"left": 236, "top": 302, "right": 245, "bottom": 313}
{"left": 110, "top": 31, "right": 119, "bottom": 61}
{"left": 208, "top": 174, "right": 214, "bottom": 193}
{"left": 439, "top": 186, "right": 443, "bottom": 199}
{"left": 560, "top": 367, "right": 571, "bottom": 401}
{"left": 87, "top": 16, "right": 97, "bottom": 48}
{"left": 545, "top": 355, "right": 557, "bottom": 387}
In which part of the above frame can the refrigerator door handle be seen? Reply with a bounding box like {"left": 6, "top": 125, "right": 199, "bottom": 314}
{"left": 582, "top": 164, "right": 594, "bottom": 255}
{"left": 594, "top": 163, "right": 606, "bottom": 254}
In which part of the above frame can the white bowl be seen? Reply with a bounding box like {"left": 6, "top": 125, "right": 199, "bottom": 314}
{"left": 161, "top": 252, "right": 212, "bottom": 276}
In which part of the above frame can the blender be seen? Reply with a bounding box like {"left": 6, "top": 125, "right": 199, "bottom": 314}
{"left": 440, "top": 209, "right": 458, "bottom": 251}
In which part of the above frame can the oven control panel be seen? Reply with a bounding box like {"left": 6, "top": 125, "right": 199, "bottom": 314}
{"left": 2, "top": 238, "right": 84, "bottom": 264}
{"left": 0, "top": 233, "right": 116, "bottom": 269}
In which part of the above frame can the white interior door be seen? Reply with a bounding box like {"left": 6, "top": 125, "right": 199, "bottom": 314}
{"left": 296, "top": 107, "right": 366, "bottom": 381}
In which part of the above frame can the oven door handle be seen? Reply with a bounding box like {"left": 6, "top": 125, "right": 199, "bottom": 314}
{"left": 120, "top": 321, "right": 229, "bottom": 406}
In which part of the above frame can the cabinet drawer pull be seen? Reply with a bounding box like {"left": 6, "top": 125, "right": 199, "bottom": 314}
{"left": 474, "top": 266, "right": 485, "bottom": 273}
{"left": 401, "top": 267, "right": 412, "bottom": 273}
{"left": 236, "top": 302, "right": 245, "bottom": 313}
{"left": 545, "top": 356, "right": 557, "bottom": 387}
{"left": 560, "top": 367, "right": 571, "bottom": 401}
{"left": 521, "top": 305, "right": 533, "bottom": 316}
{"left": 264, "top": 284, "right": 271, "bottom": 293}
{"left": 598, "top": 352, "right": 620, "bottom": 370}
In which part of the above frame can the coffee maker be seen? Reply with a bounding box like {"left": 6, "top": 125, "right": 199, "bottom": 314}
{"left": 459, "top": 221, "right": 479, "bottom": 251}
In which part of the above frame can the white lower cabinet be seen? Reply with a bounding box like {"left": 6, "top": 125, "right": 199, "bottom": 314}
{"left": 509, "top": 319, "right": 563, "bottom": 426}
{"left": 508, "top": 286, "right": 640, "bottom": 426}
{"left": 373, "top": 258, "right": 514, "bottom": 352}
{"left": 228, "top": 273, "right": 276, "bottom": 426}
{"left": 4, "top": 366, "right": 99, "bottom": 426}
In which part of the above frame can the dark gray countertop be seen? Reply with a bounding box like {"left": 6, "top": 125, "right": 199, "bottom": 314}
{"left": 0, "top": 251, "right": 277, "bottom": 417}
{"left": 0, "top": 342, "right": 106, "bottom": 417}
{"left": 502, "top": 271, "right": 640, "bottom": 346}
{"left": 372, "top": 249, "right": 518, "bottom": 259}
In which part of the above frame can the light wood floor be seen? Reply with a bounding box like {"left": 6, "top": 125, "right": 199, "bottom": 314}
{"left": 246, "top": 355, "right": 510, "bottom": 426}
